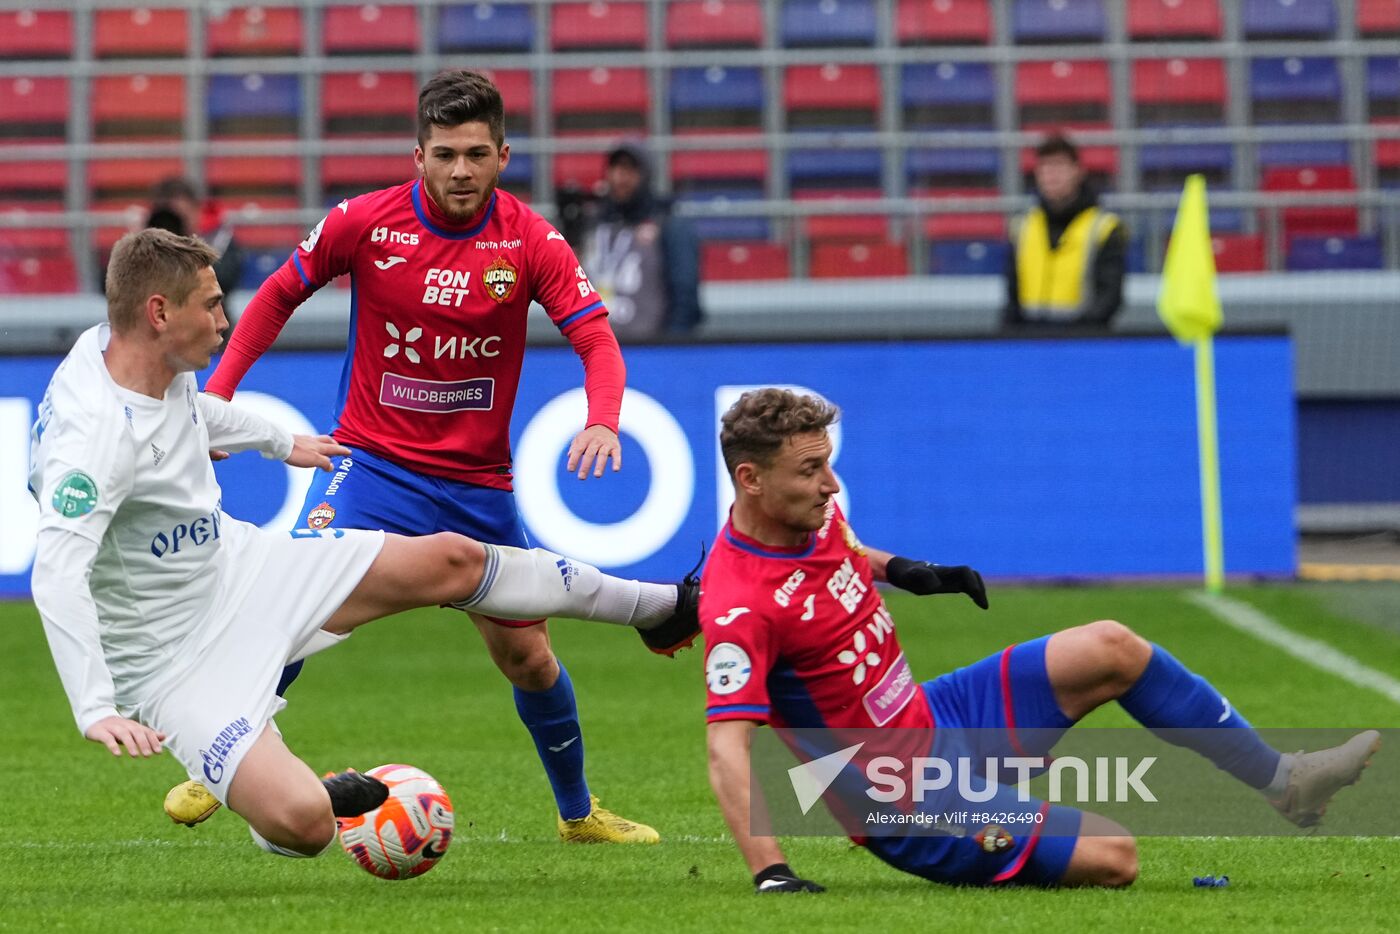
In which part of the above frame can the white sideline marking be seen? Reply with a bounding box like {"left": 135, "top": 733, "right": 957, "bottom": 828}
{"left": 1187, "top": 591, "right": 1400, "bottom": 707}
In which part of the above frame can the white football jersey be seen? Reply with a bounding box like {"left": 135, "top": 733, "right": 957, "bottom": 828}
{"left": 29, "top": 325, "right": 292, "bottom": 727}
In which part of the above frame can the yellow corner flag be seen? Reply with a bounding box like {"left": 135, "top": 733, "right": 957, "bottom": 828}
{"left": 1158, "top": 174, "right": 1226, "bottom": 593}
{"left": 1157, "top": 174, "right": 1222, "bottom": 342}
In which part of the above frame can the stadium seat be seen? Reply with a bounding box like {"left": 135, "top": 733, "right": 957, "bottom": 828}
{"left": 1359, "top": 0, "right": 1400, "bottom": 37}
{"left": 1260, "top": 165, "right": 1358, "bottom": 242}
{"left": 206, "top": 157, "right": 300, "bottom": 200}
{"left": 810, "top": 240, "right": 908, "bottom": 278}
{"left": 1012, "top": 0, "right": 1106, "bottom": 43}
{"left": 207, "top": 73, "right": 301, "bottom": 137}
{"left": 1242, "top": 0, "right": 1336, "bottom": 39}
{"left": 1370, "top": 57, "right": 1400, "bottom": 119}
{"left": 896, "top": 0, "right": 992, "bottom": 45}
{"left": 1140, "top": 143, "right": 1233, "bottom": 187}
{"left": 1132, "top": 58, "right": 1227, "bottom": 125}
{"left": 94, "top": 8, "right": 188, "bottom": 58}
{"left": 1377, "top": 119, "right": 1400, "bottom": 186}
{"left": 88, "top": 159, "right": 185, "bottom": 201}
{"left": 675, "top": 188, "right": 770, "bottom": 241}
{"left": 667, "top": 0, "right": 765, "bottom": 48}
{"left": 780, "top": 0, "right": 876, "bottom": 47}
{"left": 671, "top": 144, "right": 768, "bottom": 191}
{"left": 206, "top": 6, "right": 303, "bottom": 57}
{"left": 322, "top": 71, "right": 415, "bottom": 137}
{"left": 239, "top": 250, "right": 286, "bottom": 290}
{"left": 323, "top": 4, "right": 418, "bottom": 54}
{"left": 1127, "top": 0, "right": 1221, "bottom": 40}
{"left": 551, "top": 2, "right": 647, "bottom": 51}
{"left": 499, "top": 145, "right": 533, "bottom": 191}
{"left": 1287, "top": 235, "right": 1384, "bottom": 271}
{"left": 701, "top": 241, "right": 791, "bottom": 280}
{"left": 552, "top": 68, "right": 648, "bottom": 133}
{"left": 0, "top": 163, "right": 65, "bottom": 201}
{"left": 439, "top": 3, "right": 534, "bottom": 53}
{"left": 786, "top": 149, "right": 883, "bottom": 192}
{"left": 1016, "top": 60, "right": 1112, "bottom": 126}
{"left": 476, "top": 69, "right": 534, "bottom": 135}
{"left": 670, "top": 67, "right": 764, "bottom": 131}
{"left": 322, "top": 155, "right": 413, "bottom": 201}
{"left": 92, "top": 75, "right": 184, "bottom": 140}
{"left": 0, "top": 77, "right": 68, "bottom": 141}
{"left": 1258, "top": 141, "right": 1350, "bottom": 168}
{"left": 784, "top": 63, "right": 881, "bottom": 130}
{"left": 0, "top": 202, "right": 68, "bottom": 254}
{"left": 928, "top": 239, "right": 1008, "bottom": 275}
{"left": 0, "top": 10, "right": 73, "bottom": 59}
{"left": 221, "top": 196, "right": 302, "bottom": 249}
{"left": 0, "top": 254, "right": 78, "bottom": 294}
{"left": 1250, "top": 57, "right": 1342, "bottom": 123}
{"left": 906, "top": 148, "right": 1000, "bottom": 189}
{"left": 1210, "top": 235, "right": 1266, "bottom": 273}
{"left": 917, "top": 188, "right": 1006, "bottom": 240}
{"left": 797, "top": 189, "right": 890, "bottom": 243}
{"left": 902, "top": 62, "right": 996, "bottom": 128}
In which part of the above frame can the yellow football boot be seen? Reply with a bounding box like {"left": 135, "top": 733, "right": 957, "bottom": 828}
{"left": 164, "top": 779, "right": 221, "bottom": 827}
{"left": 557, "top": 796, "right": 660, "bottom": 844}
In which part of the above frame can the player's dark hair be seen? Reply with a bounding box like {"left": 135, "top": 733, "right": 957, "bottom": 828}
{"left": 720, "top": 389, "right": 840, "bottom": 477}
{"left": 106, "top": 228, "right": 219, "bottom": 333}
{"left": 1035, "top": 132, "right": 1079, "bottom": 163}
{"left": 417, "top": 69, "right": 506, "bottom": 149}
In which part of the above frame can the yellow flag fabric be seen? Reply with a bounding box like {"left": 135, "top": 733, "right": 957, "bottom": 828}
{"left": 1157, "top": 174, "right": 1223, "bottom": 342}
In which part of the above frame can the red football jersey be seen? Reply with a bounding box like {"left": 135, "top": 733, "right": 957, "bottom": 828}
{"left": 280, "top": 182, "right": 606, "bottom": 488}
{"left": 700, "top": 501, "right": 933, "bottom": 732}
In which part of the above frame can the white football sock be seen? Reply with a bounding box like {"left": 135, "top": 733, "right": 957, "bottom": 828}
{"left": 456, "top": 545, "right": 677, "bottom": 628}
{"left": 249, "top": 823, "right": 336, "bottom": 858}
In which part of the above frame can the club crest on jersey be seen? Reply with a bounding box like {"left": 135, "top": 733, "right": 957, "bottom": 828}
{"left": 841, "top": 521, "right": 865, "bottom": 555}
{"left": 306, "top": 502, "right": 336, "bottom": 530}
{"left": 483, "top": 256, "right": 519, "bottom": 303}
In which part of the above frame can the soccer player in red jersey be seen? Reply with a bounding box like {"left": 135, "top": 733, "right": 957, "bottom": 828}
{"left": 701, "top": 389, "right": 1379, "bottom": 892}
{"left": 190, "top": 70, "right": 664, "bottom": 842}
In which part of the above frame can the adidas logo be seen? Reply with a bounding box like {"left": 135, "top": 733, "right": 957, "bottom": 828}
{"left": 151, "top": 443, "right": 166, "bottom": 467}
{"left": 555, "top": 557, "right": 577, "bottom": 592}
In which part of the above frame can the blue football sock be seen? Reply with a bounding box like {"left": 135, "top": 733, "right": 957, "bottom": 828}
{"left": 1118, "top": 644, "right": 1282, "bottom": 789}
{"left": 276, "top": 660, "right": 304, "bottom": 697}
{"left": 514, "top": 664, "right": 591, "bottom": 820}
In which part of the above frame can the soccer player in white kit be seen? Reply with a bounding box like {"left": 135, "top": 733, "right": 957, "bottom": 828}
{"left": 28, "top": 229, "right": 698, "bottom": 858}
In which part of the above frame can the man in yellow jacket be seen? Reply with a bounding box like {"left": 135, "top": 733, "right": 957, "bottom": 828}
{"left": 1004, "top": 133, "right": 1127, "bottom": 329}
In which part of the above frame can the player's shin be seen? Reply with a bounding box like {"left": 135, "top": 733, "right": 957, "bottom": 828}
{"left": 451, "top": 544, "right": 676, "bottom": 626}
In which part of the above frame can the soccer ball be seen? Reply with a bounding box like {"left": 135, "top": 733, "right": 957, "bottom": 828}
{"left": 337, "top": 764, "right": 454, "bottom": 880}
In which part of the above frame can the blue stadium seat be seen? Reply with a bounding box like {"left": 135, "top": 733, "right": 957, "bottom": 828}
{"left": 901, "top": 62, "right": 996, "bottom": 128}
{"left": 1013, "top": 0, "right": 1106, "bottom": 43}
{"left": 239, "top": 250, "right": 284, "bottom": 290}
{"left": 1258, "top": 141, "right": 1351, "bottom": 167}
{"left": 439, "top": 3, "right": 534, "bottom": 53}
{"left": 1125, "top": 235, "right": 1148, "bottom": 274}
{"left": 207, "top": 73, "right": 300, "bottom": 132}
{"left": 500, "top": 144, "right": 533, "bottom": 187}
{"left": 786, "top": 148, "right": 882, "bottom": 189}
{"left": 676, "top": 188, "right": 771, "bottom": 240}
{"left": 906, "top": 148, "right": 1000, "bottom": 183}
{"left": 1369, "top": 57, "right": 1400, "bottom": 105}
{"left": 1250, "top": 57, "right": 1342, "bottom": 104}
{"left": 1140, "top": 143, "right": 1233, "bottom": 174}
{"left": 1287, "top": 235, "right": 1384, "bottom": 271}
{"left": 928, "top": 239, "right": 1008, "bottom": 275}
{"left": 780, "top": 0, "right": 876, "bottom": 47}
{"left": 1242, "top": 0, "right": 1336, "bottom": 39}
{"left": 670, "top": 66, "right": 764, "bottom": 113}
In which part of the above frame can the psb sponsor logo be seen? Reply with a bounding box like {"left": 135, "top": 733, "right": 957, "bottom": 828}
{"left": 423, "top": 268, "right": 471, "bottom": 306}
{"left": 713, "top": 606, "right": 750, "bottom": 627}
{"left": 483, "top": 256, "right": 519, "bottom": 303}
{"left": 772, "top": 569, "right": 806, "bottom": 608}
{"left": 379, "top": 373, "right": 495, "bottom": 413}
{"left": 555, "top": 557, "right": 578, "bottom": 591}
{"left": 306, "top": 501, "right": 336, "bottom": 530}
{"left": 52, "top": 470, "right": 98, "bottom": 518}
{"left": 199, "top": 716, "right": 253, "bottom": 784}
{"left": 370, "top": 226, "right": 419, "bottom": 246}
{"left": 705, "top": 642, "right": 752, "bottom": 696}
{"left": 384, "top": 322, "right": 423, "bottom": 363}
{"left": 150, "top": 508, "right": 223, "bottom": 557}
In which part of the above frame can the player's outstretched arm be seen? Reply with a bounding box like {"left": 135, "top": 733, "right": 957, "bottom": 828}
{"left": 867, "top": 546, "right": 989, "bottom": 610}
{"left": 708, "top": 721, "right": 822, "bottom": 893}
{"left": 84, "top": 715, "right": 166, "bottom": 758}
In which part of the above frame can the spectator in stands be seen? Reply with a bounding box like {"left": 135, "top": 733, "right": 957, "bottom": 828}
{"left": 570, "top": 142, "right": 703, "bottom": 340}
{"left": 1003, "top": 134, "right": 1126, "bottom": 330}
{"left": 145, "top": 177, "right": 243, "bottom": 299}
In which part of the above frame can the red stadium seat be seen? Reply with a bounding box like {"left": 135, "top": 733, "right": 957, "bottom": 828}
{"left": 322, "top": 71, "right": 416, "bottom": 136}
{"left": 667, "top": 0, "right": 765, "bottom": 48}
{"left": 797, "top": 189, "right": 890, "bottom": 243}
{"left": 552, "top": 2, "right": 648, "bottom": 50}
{"left": 1377, "top": 119, "right": 1400, "bottom": 174}
{"left": 478, "top": 69, "right": 534, "bottom": 134}
{"left": 1016, "top": 59, "right": 1111, "bottom": 107}
{"left": 896, "top": 0, "right": 992, "bottom": 45}
{"left": 88, "top": 158, "right": 185, "bottom": 199}
{"left": 206, "top": 156, "right": 301, "bottom": 199}
{"left": 810, "top": 240, "right": 909, "bottom": 278}
{"left": 322, "top": 154, "right": 414, "bottom": 198}
{"left": 94, "top": 8, "right": 189, "bottom": 58}
{"left": 1132, "top": 58, "right": 1226, "bottom": 104}
{"left": 1359, "top": 0, "right": 1400, "bottom": 36}
{"left": 0, "top": 77, "right": 69, "bottom": 140}
{"left": 671, "top": 141, "right": 769, "bottom": 187}
{"left": 0, "top": 254, "right": 78, "bottom": 294}
{"left": 784, "top": 63, "right": 881, "bottom": 129}
{"left": 0, "top": 162, "right": 66, "bottom": 200}
{"left": 223, "top": 196, "right": 302, "bottom": 250}
{"left": 551, "top": 68, "right": 649, "bottom": 133}
{"left": 916, "top": 188, "right": 1007, "bottom": 240}
{"left": 702, "top": 242, "right": 791, "bottom": 280}
{"left": 92, "top": 75, "right": 185, "bottom": 139}
{"left": 323, "top": 4, "right": 418, "bottom": 54}
{"left": 206, "top": 6, "right": 303, "bottom": 57}
{"left": 0, "top": 201, "right": 68, "bottom": 254}
{"left": 552, "top": 151, "right": 609, "bottom": 190}
{"left": 1210, "top": 234, "right": 1266, "bottom": 273}
{"left": 1127, "top": 0, "right": 1222, "bottom": 40}
{"left": 0, "top": 10, "right": 73, "bottom": 59}
{"left": 1260, "top": 165, "right": 1359, "bottom": 242}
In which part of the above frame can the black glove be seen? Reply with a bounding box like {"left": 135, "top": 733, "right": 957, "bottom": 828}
{"left": 754, "top": 863, "right": 825, "bottom": 894}
{"left": 885, "top": 557, "right": 989, "bottom": 610}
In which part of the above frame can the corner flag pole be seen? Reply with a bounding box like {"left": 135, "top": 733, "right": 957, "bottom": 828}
{"left": 1157, "top": 175, "right": 1225, "bottom": 593}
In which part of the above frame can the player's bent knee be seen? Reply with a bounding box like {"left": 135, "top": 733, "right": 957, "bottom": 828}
{"left": 253, "top": 798, "right": 335, "bottom": 856}
{"left": 1063, "top": 834, "right": 1138, "bottom": 888}
{"left": 1084, "top": 619, "right": 1151, "bottom": 681}
{"left": 432, "top": 533, "right": 487, "bottom": 602}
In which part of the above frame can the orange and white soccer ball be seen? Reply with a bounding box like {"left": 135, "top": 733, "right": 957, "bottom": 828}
{"left": 337, "top": 764, "right": 454, "bottom": 880}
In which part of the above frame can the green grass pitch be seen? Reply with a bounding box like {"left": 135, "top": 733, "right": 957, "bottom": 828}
{"left": 3, "top": 585, "right": 1398, "bottom": 932}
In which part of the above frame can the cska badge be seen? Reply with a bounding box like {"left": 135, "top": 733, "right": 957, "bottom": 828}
{"left": 306, "top": 502, "right": 336, "bottom": 530}
{"left": 483, "top": 256, "right": 519, "bottom": 303}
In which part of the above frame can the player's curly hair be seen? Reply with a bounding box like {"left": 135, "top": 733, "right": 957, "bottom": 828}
{"left": 720, "top": 389, "right": 840, "bottom": 477}
{"left": 105, "top": 228, "right": 219, "bottom": 333}
{"left": 418, "top": 69, "right": 506, "bottom": 149}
